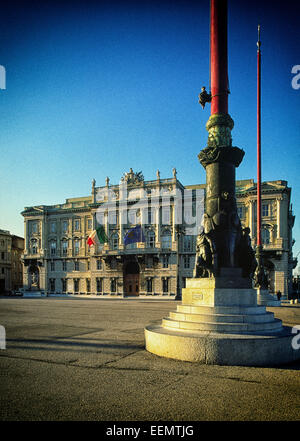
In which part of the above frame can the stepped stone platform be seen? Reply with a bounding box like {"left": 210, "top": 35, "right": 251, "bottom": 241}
{"left": 145, "top": 269, "right": 300, "bottom": 366}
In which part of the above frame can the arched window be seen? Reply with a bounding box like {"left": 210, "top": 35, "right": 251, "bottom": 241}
{"left": 61, "top": 240, "right": 68, "bottom": 256}
{"left": 147, "top": 230, "right": 156, "bottom": 248}
{"left": 50, "top": 240, "right": 56, "bottom": 256}
{"left": 111, "top": 232, "right": 119, "bottom": 250}
{"left": 161, "top": 230, "right": 172, "bottom": 250}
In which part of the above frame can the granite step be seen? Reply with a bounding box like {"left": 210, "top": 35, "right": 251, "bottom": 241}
{"left": 177, "top": 304, "right": 267, "bottom": 315}
{"left": 162, "top": 317, "right": 282, "bottom": 333}
{"left": 169, "top": 310, "right": 275, "bottom": 324}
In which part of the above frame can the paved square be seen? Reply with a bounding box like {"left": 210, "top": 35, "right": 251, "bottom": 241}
{"left": 0, "top": 297, "right": 300, "bottom": 421}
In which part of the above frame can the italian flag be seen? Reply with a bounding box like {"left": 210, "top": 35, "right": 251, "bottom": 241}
{"left": 87, "top": 226, "right": 108, "bottom": 246}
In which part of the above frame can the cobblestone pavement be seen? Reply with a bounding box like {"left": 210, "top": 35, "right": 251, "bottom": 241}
{"left": 0, "top": 297, "right": 300, "bottom": 421}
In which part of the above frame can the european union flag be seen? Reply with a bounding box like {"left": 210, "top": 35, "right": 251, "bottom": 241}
{"left": 124, "top": 225, "right": 145, "bottom": 245}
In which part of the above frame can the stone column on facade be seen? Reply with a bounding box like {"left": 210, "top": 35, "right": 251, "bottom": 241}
{"left": 155, "top": 206, "right": 161, "bottom": 248}
{"left": 105, "top": 210, "right": 109, "bottom": 248}
{"left": 276, "top": 198, "right": 281, "bottom": 239}
{"left": 24, "top": 220, "right": 28, "bottom": 254}
{"left": 280, "top": 194, "right": 288, "bottom": 241}
{"left": 171, "top": 205, "right": 176, "bottom": 244}
{"left": 248, "top": 200, "right": 254, "bottom": 239}
{"left": 119, "top": 208, "right": 124, "bottom": 247}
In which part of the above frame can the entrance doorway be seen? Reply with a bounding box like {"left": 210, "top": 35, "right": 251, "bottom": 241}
{"left": 124, "top": 261, "right": 140, "bottom": 296}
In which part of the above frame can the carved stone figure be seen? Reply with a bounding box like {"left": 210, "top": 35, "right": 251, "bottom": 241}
{"left": 193, "top": 232, "right": 213, "bottom": 278}
{"left": 121, "top": 168, "right": 144, "bottom": 184}
{"left": 236, "top": 227, "right": 257, "bottom": 278}
{"left": 254, "top": 264, "right": 269, "bottom": 289}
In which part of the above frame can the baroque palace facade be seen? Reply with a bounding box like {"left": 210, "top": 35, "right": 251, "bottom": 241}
{"left": 21, "top": 169, "right": 297, "bottom": 297}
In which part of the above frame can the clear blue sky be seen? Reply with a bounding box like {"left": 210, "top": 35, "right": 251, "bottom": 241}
{"left": 0, "top": 0, "right": 299, "bottom": 271}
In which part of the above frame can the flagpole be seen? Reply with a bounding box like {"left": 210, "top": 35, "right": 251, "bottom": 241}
{"left": 257, "top": 24, "right": 262, "bottom": 251}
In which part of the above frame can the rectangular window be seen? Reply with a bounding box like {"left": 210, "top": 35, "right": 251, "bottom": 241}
{"left": 111, "top": 278, "right": 116, "bottom": 293}
{"left": 62, "top": 279, "right": 67, "bottom": 292}
{"left": 50, "top": 241, "right": 56, "bottom": 256}
{"left": 162, "top": 278, "right": 169, "bottom": 293}
{"left": 62, "top": 241, "right": 68, "bottom": 256}
{"left": 96, "top": 278, "right": 103, "bottom": 293}
{"left": 183, "top": 235, "right": 192, "bottom": 252}
{"left": 74, "top": 261, "right": 79, "bottom": 271}
{"left": 262, "top": 228, "right": 270, "bottom": 245}
{"left": 74, "top": 279, "right": 79, "bottom": 293}
{"left": 184, "top": 256, "right": 190, "bottom": 269}
{"left": 147, "top": 278, "right": 153, "bottom": 293}
{"left": 74, "top": 239, "right": 80, "bottom": 255}
{"left": 146, "top": 257, "right": 153, "bottom": 268}
{"left": 97, "top": 259, "right": 102, "bottom": 270}
{"left": 262, "top": 204, "right": 269, "bottom": 217}
{"left": 62, "top": 260, "right": 67, "bottom": 271}
{"left": 32, "top": 222, "right": 38, "bottom": 233}
{"left": 87, "top": 218, "right": 92, "bottom": 230}
{"left": 62, "top": 220, "right": 68, "bottom": 233}
{"left": 162, "top": 255, "right": 169, "bottom": 268}
{"left": 50, "top": 261, "right": 55, "bottom": 271}
{"left": 49, "top": 278, "right": 55, "bottom": 292}
{"left": 161, "top": 234, "right": 172, "bottom": 250}
{"left": 87, "top": 260, "right": 90, "bottom": 270}
{"left": 86, "top": 278, "right": 90, "bottom": 293}
{"left": 50, "top": 221, "right": 56, "bottom": 233}
{"left": 74, "top": 219, "right": 80, "bottom": 231}
{"left": 147, "top": 231, "right": 155, "bottom": 248}
{"left": 111, "top": 234, "right": 119, "bottom": 250}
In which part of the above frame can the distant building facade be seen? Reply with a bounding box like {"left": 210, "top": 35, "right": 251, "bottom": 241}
{"left": 21, "top": 171, "right": 297, "bottom": 297}
{"left": 235, "top": 179, "right": 297, "bottom": 296}
{"left": 0, "top": 229, "right": 24, "bottom": 294}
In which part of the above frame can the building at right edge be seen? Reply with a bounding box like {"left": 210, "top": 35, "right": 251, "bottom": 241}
{"left": 237, "top": 179, "right": 296, "bottom": 296}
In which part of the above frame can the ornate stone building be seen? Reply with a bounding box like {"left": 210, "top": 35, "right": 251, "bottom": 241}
{"left": 235, "top": 179, "right": 297, "bottom": 296}
{"left": 20, "top": 170, "right": 296, "bottom": 297}
{"left": 0, "top": 229, "right": 24, "bottom": 294}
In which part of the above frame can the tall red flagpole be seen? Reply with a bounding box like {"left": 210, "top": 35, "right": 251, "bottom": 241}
{"left": 210, "top": 0, "right": 229, "bottom": 115}
{"left": 257, "top": 24, "right": 262, "bottom": 248}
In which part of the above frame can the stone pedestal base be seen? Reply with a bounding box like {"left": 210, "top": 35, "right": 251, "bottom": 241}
{"left": 144, "top": 270, "right": 300, "bottom": 366}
